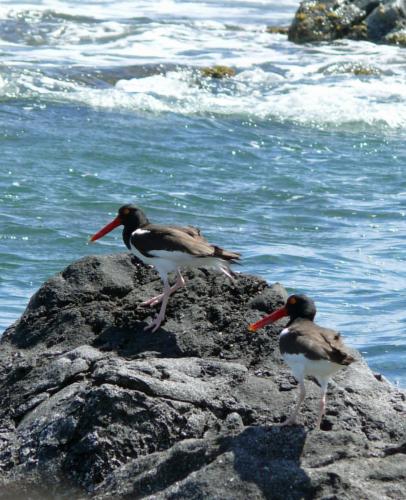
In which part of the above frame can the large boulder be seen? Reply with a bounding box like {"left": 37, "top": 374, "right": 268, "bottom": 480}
{"left": 0, "top": 253, "right": 405, "bottom": 498}
{"left": 289, "top": 0, "right": 406, "bottom": 45}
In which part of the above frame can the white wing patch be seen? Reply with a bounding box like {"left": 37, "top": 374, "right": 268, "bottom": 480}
{"left": 133, "top": 228, "right": 150, "bottom": 236}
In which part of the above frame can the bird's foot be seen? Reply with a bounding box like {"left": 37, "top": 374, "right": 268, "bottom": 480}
{"left": 141, "top": 294, "right": 164, "bottom": 307}
{"left": 314, "top": 416, "right": 323, "bottom": 429}
{"left": 314, "top": 395, "right": 326, "bottom": 429}
{"left": 278, "top": 416, "right": 299, "bottom": 427}
{"left": 144, "top": 314, "right": 164, "bottom": 333}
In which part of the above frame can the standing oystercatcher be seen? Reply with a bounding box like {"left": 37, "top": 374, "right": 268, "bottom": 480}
{"left": 249, "top": 294, "right": 355, "bottom": 428}
{"left": 90, "top": 204, "right": 240, "bottom": 332}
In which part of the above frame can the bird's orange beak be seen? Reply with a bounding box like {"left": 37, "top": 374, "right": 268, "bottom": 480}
{"left": 248, "top": 305, "right": 288, "bottom": 332}
{"left": 90, "top": 216, "right": 122, "bottom": 242}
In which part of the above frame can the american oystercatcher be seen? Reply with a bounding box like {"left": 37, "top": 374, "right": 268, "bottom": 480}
{"left": 249, "top": 294, "right": 355, "bottom": 428}
{"left": 90, "top": 204, "right": 240, "bottom": 332}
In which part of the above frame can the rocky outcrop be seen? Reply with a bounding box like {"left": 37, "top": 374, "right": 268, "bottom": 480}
{"left": 201, "top": 65, "right": 236, "bottom": 79}
{"left": 0, "top": 253, "right": 405, "bottom": 499}
{"left": 289, "top": 0, "right": 406, "bottom": 45}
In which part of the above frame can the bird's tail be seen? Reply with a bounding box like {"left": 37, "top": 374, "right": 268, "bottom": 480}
{"left": 213, "top": 245, "right": 241, "bottom": 262}
{"left": 331, "top": 346, "right": 356, "bottom": 366}
{"left": 324, "top": 332, "right": 356, "bottom": 366}
{"left": 339, "top": 351, "right": 356, "bottom": 366}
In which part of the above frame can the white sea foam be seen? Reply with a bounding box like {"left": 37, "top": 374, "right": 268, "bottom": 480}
{"left": 108, "top": 66, "right": 406, "bottom": 128}
{"left": 1, "top": 1, "right": 406, "bottom": 129}
{"left": 2, "top": 63, "right": 406, "bottom": 129}
{"left": 0, "top": 0, "right": 299, "bottom": 23}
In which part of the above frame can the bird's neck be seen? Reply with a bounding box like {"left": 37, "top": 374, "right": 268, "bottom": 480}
{"left": 122, "top": 210, "right": 150, "bottom": 249}
{"left": 287, "top": 316, "right": 313, "bottom": 327}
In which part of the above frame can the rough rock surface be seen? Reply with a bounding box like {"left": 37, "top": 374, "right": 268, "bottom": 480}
{"left": 289, "top": 0, "right": 406, "bottom": 45}
{"left": 0, "top": 253, "right": 405, "bottom": 499}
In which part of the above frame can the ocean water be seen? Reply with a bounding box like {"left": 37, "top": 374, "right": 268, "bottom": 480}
{"left": 1, "top": 0, "right": 405, "bottom": 387}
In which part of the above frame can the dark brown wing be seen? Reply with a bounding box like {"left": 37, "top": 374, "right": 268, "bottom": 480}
{"left": 280, "top": 319, "right": 355, "bottom": 365}
{"left": 169, "top": 226, "right": 240, "bottom": 261}
{"left": 131, "top": 224, "right": 239, "bottom": 261}
{"left": 168, "top": 225, "right": 203, "bottom": 239}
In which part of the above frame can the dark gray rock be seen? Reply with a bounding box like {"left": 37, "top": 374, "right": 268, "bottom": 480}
{"left": 289, "top": 0, "right": 406, "bottom": 45}
{"left": 366, "top": 2, "right": 406, "bottom": 40}
{"left": 0, "top": 253, "right": 405, "bottom": 499}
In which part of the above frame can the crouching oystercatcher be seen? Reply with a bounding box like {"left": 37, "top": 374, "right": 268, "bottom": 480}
{"left": 249, "top": 294, "right": 355, "bottom": 428}
{"left": 90, "top": 204, "right": 240, "bottom": 332}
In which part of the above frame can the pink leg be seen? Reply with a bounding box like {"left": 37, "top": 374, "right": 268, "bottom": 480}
{"left": 315, "top": 382, "right": 328, "bottom": 428}
{"left": 280, "top": 379, "right": 306, "bottom": 426}
{"left": 144, "top": 278, "right": 171, "bottom": 333}
{"left": 141, "top": 271, "right": 185, "bottom": 307}
{"left": 220, "top": 265, "right": 235, "bottom": 283}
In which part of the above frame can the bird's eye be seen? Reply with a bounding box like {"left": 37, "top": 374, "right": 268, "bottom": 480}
{"left": 122, "top": 208, "right": 130, "bottom": 215}
{"left": 288, "top": 296, "right": 297, "bottom": 305}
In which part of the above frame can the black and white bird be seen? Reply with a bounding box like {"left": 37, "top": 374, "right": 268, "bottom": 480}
{"left": 249, "top": 294, "right": 355, "bottom": 428}
{"left": 90, "top": 204, "right": 240, "bottom": 332}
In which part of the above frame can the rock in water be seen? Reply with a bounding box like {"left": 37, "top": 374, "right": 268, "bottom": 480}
{"left": 289, "top": 0, "right": 406, "bottom": 45}
{"left": 201, "top": 65, "right": 236, "bottom": 79}
{"left": 0, "top": 253, "right": 405, "bottom": 499}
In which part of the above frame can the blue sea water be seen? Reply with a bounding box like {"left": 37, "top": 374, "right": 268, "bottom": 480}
{"left": 0, "top": 1, "right": 405, "bottom": 387}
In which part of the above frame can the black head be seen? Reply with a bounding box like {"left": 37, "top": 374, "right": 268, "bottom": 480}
{"left": 248, "top": 293, "right": 317, "bottom": 332}
{"left": 90, "top": 204, "right": 150, "bottom": 249}
{"left": 117, "top": 204, "right": 149, "bottom": 250}
{"left": 286, "top": 294, "right": 316, "bottom": 322}
{"left": 118, "top": 204, "right": 149, "bottom": 228}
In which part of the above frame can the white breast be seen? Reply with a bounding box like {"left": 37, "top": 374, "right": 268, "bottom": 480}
{"left": 280, "top": 327, "right": 290, "bottom": 338}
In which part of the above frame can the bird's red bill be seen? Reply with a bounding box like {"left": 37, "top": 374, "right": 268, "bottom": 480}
{"left": 248, "top": 305, "right": 288, "bottom": 332}
{"left": 90, "top": 216, "right": 121, "bottom": 242}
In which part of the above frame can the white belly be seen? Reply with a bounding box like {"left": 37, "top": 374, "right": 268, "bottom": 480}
{"left": 282, "top": 352, "right": 343, "bottom": 385}
{"left": 130, "top": 243, "right": 228, "bottom": 278}
{"left": 130, "top": 244, "right": 178, "bottom": 276}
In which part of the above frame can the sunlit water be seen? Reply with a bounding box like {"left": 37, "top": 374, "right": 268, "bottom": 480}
{"left": 1, "top": 0, "right": 405, "bottom": 387}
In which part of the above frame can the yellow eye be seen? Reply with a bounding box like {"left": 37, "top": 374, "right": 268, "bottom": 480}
{"left": 288, "top": 296, "right": 297, "bottom": 305}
